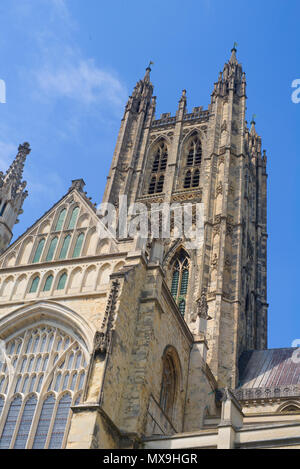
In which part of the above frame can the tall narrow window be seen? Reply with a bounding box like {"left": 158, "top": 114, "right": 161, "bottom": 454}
{"left": 148, "top": 141, "right": 168, "bottom": 194}
{"left": 72, "top": 233, "right": 84, "bottom": 258}
{"left": 148, "top": 176, "right": 156, "bottom": 195}
{"left": 68, "top": 207, "right": 79, "bottom": 230}
{"left": 57, "top": 273, "right": 67, "bottom": 291}
{"left": 192, "top": 169, "right": 200, "bottom": 187}
{"left": 169, "top": 249, "right": 190, "bottom": 318}
{"left": 55, "top": 209, "right": 66, "bottom": 231}
{"left": 33, "top": 239, "right": 45, "bottom": 264}
{"left": 160, "top": 352, "right": 177, "bottom": 420}
{"left": 184, "top": 171, "right": 192, "bottom": 189}
{"left": 49, "top": 394, "right": 72, "bottom": 449}
{"left": 43, "top": 274, "right": 53, "bottom": 292}
{"left": 59, "top": 235, "right": 71, "bottom": 260}
{"left": 14, "top": 396, "right": 37, "bottom": 449}
{"left": 46, "top": 237, "right": 58, "bottom": 261}
{"left": 29, "top": 276, "right": 40, "bottom": 293}
{"left": 186, "top": 135, "right": 202, "bottom": 166}
{"left": 0, "top": 396, "right": 22, "bottom": 448}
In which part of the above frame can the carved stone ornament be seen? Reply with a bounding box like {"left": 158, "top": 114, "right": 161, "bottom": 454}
{"left": 197, "top": 288, "right": 210, "bottom": 319}
{"left": 94, "top": 279, "right": 120, "bottom": 356}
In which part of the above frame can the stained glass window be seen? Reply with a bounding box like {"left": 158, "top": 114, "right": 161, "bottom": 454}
{"left": 72, "top": 233, "right": 84, "bottom": 258}
{"left": 43, "top": 275, "right": 53, "bottom": 292}
{"left": 46, "top": 237, "right": 58, "bottom": 262}
{"left": 0, "top": 325, "right": 88, "bottom": 449}
{"left": 55, "top": 209, "right": 66, "bottom": 231}
{"left": 68, "top": 207, "right": 79, "bottom": 230}
{"left": 59, "top": 235, "right": 71, "bottom": 260}
{"left": 33, "top": 239, "right": 45, "bottom": 264}
{"left": 57, "top": 273, "right": 67, "bottom": 291}
{"left": 29, "top": 276, "right": 40, "bottom": 293}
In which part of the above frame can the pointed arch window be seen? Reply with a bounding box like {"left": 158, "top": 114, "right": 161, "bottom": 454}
{"left": 33, "top": 239, "right": 45, "bottom": 263}
{"left": 184, "top": 170, "right": 192, "bottom": 189}
{"left": 46, "top": 237, "right": 58, "bottom": 262}
{"left": 151, "top": 142, "right": 168, "bottom": 172}
{"left": 160, "top": 352, "right": 177, "bottom": 421}
{"left": 68, "top": 207, "right": 79, "bottom": 230}
{"left": 43, "top": 274, "right": 53, "bottom": 292}
{"left": 55, "top": 209, "right": 67, "bottom": 231}
{"left": 29, "top": 276, "right": 40, "bottom": 293}
{"left": 148, "top": 141, "right": 168, "bottom": 194}
{"left": 59, "top": 235, "right": 71, "bottom": 260}
{"left": 72, "top": 233, "right": 84, "bottom": 258}
{"left": 170, "top": 249, "right": 190, "bottom": 317}
{"left": 0, "top": 324, "right": 88, "bottom": 449}
{"left": 57, "top": 273, "right": 67, "bottom": 291}
{"left": 186, "top": 135, "right": 202, "bottom": 166}
{"left": 192, "top": 169, "right": 200, "bottom": 187}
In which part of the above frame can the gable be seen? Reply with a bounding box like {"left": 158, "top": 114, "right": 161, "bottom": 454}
{"left": 0, "top": 187, "right": 104, "bottom": 269}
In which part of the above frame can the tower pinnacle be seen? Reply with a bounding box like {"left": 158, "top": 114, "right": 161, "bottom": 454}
{"left": 0, "top": 142, "right": 31, "bottom": 253}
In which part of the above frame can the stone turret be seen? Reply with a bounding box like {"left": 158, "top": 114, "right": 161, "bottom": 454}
{"left": 0, "top": 142, "right": 30, "bottom": 253}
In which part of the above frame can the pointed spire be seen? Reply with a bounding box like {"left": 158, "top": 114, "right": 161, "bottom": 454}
{"left": 229, "top": 42, "right": 238, "bottom": 64}
{"left": 3, "top": 142, "right": 31, "bottom": 198}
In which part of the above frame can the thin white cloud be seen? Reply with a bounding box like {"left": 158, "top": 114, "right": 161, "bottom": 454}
{"left": 36, "top": 58, "right": 127, "bottom": 110}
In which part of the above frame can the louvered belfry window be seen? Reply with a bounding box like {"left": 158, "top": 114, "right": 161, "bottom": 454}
{"left": 183, "top": 134, "right": 202, "bottom": 189}
{"left": 148, "top": 141, "right": 168, "bottom": 194}
{"left": 0, "top": 324, "right": 88, "bottom": 449}
{"left": 170, "top": 249, "right": 190, "bottom": 317}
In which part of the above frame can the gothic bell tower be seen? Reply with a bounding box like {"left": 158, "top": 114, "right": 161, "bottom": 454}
{"left": 0, "top": 142, "right": 30, "bottom": 254}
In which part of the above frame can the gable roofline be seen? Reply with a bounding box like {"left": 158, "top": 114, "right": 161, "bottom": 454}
{"left": 0, "top": 179, "right": 99, "bottom": 261}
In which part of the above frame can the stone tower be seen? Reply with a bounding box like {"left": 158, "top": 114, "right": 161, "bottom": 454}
{"left": 103, "top": 48, "right": 268, "bottom": 388}
{"left": 0, "top": 142, "right": 30, "bottom": 254}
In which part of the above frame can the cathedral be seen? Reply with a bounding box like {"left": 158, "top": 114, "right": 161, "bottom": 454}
{"left": 0, "top": 47, "right": 299, "bottom": 450}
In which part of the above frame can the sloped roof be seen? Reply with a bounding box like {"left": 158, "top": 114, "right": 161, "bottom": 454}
{"left": 238, "top": 348, "right": 300, "bottom": 389}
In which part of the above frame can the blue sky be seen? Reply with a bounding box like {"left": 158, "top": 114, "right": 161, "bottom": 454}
{"left": 0, "top": 0, "right": 299, "bottom": 349}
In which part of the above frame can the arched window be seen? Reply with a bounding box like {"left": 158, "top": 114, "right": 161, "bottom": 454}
{"left": 160, "top": 351, "right": 178, "bottom": 421}
{"left": 72, "top": 233, "right": 84, "bottom": 258}
{"left": 43, "top": 274, "right": 53, "bottom": 292}
{"left": 192, "top": 169, "right": 200, "bottom": 187}
{"left": 33, "top": 239, "right": 45, "bottom": 264}
{"left": 55, "top": 209, "right": 67, "bottom": 231}
{"left": 186, "top": 135, "right": 202, "bottom": 166}
{"left": 29, "top": 276, "right": 40, "bottom": 294}
{"left": 151, "top": 142, "right": 168, "bottom": 172}
{"left": 147, "top": 141, "right": 168, "bottom": 194}
{"left": 57, "top": 273, "right": 67, "bottom": 291}
{"left": 59, "top": 235, "right": 71, "bottom": 260}
{"left": 0, "top": 324, "right": 88, "bottom": 449}
{"left": 46, "top": 237, "right": 58, "bottom": 262}
{"left": 170, "top": 249, "right": 190, "bottom": 317}
{"left": 184, "top": 170, "right": 192, "bottom": 189}
{"left": 68, "top": 207, "right": 79, "bottom": 230}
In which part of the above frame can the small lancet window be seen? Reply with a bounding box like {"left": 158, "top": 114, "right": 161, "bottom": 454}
{"left": 46, "top": 237, "right": 58, "bottom": 262}
{"left": 57, "top": 273, "right": 67, "bottom": 291}
{"left": 29, "top": 276, "right": 40, "bottom": 293}
{"left": 72, "top": 233, "right": 84, "bottom": 258}
{"left": 68, "top": 207, "right": 79, "bottom": 230}
{"left": 43, "top": 274, "right": 53, "bottom": 292}
{"left": 59, "top": 235, "right": 71, "bottom": 259}
{"left": 192, "top": 169, "right": 200, "bottom": 187}
{"left": 33, "top": 239, "right": 45, "bottom": 263}
{"left": 55, "top": 209, "right": 67, "bottom": 231}
{"left": 0, "top": 202, "right": 7, "bottom": 217}
{"left": 170, "top": 248, "right": 190, "bottom": 317}
{"left": 160, "top": 352, "right": 177, "bottom": 420}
